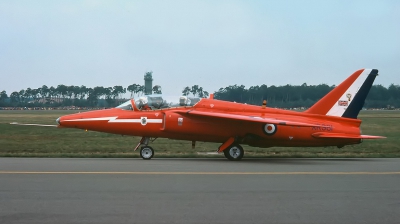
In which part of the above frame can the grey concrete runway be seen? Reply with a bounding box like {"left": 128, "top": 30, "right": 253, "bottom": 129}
{"left": 0, "top": 158, "right": 399, "bottom": 224}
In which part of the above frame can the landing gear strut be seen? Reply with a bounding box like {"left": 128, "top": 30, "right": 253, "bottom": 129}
{"left": 135, "top": 137, "right": 157, "bottom": 160}
{"left": 223, "top": 144, "right": 244, "bottom": 161}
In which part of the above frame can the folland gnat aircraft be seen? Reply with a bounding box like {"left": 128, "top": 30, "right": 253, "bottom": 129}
{"left": 55, "top": 69, "right": 385, "bottom": 160}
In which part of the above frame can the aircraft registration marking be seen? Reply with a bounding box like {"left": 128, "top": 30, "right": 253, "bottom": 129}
{"left": 312, "top": 124, "right": 333, "bottom": 131}
{"left": 1, "top": 171, "right": 399, "bottom": 175}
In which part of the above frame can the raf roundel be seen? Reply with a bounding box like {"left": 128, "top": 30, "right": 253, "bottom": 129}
{"left": 263, "top": 123, "right": 277, "bottom": 135}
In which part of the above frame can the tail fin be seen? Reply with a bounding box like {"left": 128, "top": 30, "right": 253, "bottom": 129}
{"left": 305, "top": 69, "right": 378, "bottom": 119}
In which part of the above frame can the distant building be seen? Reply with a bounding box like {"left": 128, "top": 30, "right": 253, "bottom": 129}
{"left": 144, "top": 72, "right": 153, "bottom": 95}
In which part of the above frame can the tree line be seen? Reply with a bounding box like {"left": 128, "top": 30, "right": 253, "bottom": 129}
{"left": 0, "top": 84, "right": 162, "bottom": 107}
{"left": 214, "top": 83, "right": 400, "bottom": 108}
{"left": 182, "top": 85, "right": 209, "bottom": 98}
{"left": 1, "top": 83, "right": 399, "bottom": 108}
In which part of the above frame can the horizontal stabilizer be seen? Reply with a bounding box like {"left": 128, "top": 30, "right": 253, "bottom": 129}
{"left": 178, "top": 110, "right": 318, "bottom": 127}
{"left": 312, "top": 132, "right": 386, "bottom": 139}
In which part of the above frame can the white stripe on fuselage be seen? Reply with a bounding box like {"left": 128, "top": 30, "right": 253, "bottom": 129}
{"left": 63, "top": 117, "right": 162, "bottom": 123}
{"left": 108, "top": 118, "right": 163, "bottom": 123}
{"left": 64, "top": 117, "right": 117, "bottom": 122}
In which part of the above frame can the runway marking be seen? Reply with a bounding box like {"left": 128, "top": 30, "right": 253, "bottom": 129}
{"left": 0, "top": 171, "right": 400, "bottom": 175}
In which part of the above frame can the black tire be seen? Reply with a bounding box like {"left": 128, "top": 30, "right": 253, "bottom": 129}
{"left": 223, "top": 144, "right": 244, "bottom": 161}
{"left": 140, "top": 146, "right": 154, "bottom": 160}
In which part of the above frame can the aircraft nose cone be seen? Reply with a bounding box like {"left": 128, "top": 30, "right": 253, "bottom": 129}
{"left": 56, "top": 117, "right": 60, "bottom": 125}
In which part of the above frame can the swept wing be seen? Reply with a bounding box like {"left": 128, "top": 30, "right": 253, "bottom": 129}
{"left": 177, "top": 110, "right": 317, "bottom": 127}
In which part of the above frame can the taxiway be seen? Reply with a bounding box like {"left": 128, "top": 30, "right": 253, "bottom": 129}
{"left": 0, "top": 158, "right": 399, "bottom": 224}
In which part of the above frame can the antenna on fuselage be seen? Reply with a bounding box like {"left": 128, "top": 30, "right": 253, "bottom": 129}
{"left": 262, "top": 100, "right": 267, "bottom": 108}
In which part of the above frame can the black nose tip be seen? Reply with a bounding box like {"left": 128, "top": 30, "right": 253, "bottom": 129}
{"left": 56, "top": 117, "right": 60, "bottom": 125}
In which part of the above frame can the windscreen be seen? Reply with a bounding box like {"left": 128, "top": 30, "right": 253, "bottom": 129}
{"left": 116, "top": 100, "right": 133, "bottom": 111}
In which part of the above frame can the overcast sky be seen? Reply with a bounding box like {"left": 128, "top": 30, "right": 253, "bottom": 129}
{"left": 1, "top": 0, "right": 399, "bottom": 97}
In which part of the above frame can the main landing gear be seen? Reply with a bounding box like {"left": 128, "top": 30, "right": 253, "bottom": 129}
{"left": 135, "top": 137, "right": 245, "bottom": 161}
{"left": 223, "top": 144, "right": 244, "bottom": 161}
{"left": 135, "top": 137, "right": 156, "bottom": 160}
{"left": 218, "top": 137, "right": 245, "bottom": 161}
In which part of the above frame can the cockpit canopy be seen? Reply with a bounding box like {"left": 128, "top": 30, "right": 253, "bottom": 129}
{"left": 116, "top": 95, "right": 202, "bottom": 111}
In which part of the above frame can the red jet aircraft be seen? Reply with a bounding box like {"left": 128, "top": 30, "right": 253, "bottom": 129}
{"left": 56, "top": 69, "right": 385, "bottom": 160}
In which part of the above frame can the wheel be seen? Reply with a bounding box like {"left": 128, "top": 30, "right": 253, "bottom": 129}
{"left": 140, "top": 146, "right": 154, "bottom": 160}
{"left": 223, "top": 144, "right": 244, "bottom": 161}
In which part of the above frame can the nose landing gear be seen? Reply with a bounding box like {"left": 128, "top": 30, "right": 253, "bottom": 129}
{"left": 140, "top": 146, "right": 154, "bottom": 160}
{"left": 135, "top": 137, "right": 157, "bottom": 160}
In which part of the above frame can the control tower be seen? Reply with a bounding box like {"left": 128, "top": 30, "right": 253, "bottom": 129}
{"left": 144, "top": 71, "right": 153, "bottom": 95}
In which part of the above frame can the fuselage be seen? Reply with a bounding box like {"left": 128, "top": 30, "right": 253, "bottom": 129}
{"left": 58, "top": 98, "right": 362, "bottom": 148}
